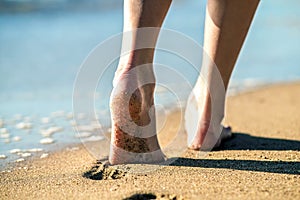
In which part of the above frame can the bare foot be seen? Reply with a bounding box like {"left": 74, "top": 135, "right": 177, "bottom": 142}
{"left": 109, "top": 67, "right": 165, "bottom": 165}
{"left": 185, "top": 78, "right": 232, "bottom": 151}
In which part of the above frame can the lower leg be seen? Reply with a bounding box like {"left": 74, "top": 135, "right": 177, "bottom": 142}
{"left": 188, "top": 0, "right": 259, "bottom": 149}
{"left": 109, "top": 0, "right": 171, "bottom": 164}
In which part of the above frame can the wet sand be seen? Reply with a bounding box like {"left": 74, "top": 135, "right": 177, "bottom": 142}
{"left": 1, "top": 82, "right": 300, "bottom": 200}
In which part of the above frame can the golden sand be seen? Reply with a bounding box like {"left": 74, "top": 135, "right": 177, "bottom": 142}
{"left": 1, "top": 82, "right": 300, "bottom": 200}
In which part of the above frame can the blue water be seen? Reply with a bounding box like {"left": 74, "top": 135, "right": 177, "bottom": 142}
{"left": 0, "top": 0, "right": 300, "bottom": 166}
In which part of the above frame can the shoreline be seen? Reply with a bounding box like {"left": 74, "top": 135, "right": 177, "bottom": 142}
{"left": 1, "top": 81, "right": 300, "bottom": 199}
{"left": 0, "top": 80, "right": 300, "bottom": 165}
{"left": 0, "top": 78, "right": 278, "bottom": 170}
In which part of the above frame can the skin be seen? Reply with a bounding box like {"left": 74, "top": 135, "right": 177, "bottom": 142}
{"left": 189, "top": 0, "right": 260, "bottom": 149}
{"left": 109, "top": 0, "right": 259, "bottom": 164}
{"left": 109, "top": 0, "right": 172, "bottom": 164}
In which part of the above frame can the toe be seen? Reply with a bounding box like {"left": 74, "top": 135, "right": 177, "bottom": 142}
{"left": 221, "top": 126, "right": 232, "bottom": 140}
{"left": 213, "top": 126, "right": 232, "bottom": 149}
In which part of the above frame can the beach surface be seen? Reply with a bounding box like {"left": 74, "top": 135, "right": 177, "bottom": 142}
{"left": 1, "top": 82, "right": 300, "bottom": 200}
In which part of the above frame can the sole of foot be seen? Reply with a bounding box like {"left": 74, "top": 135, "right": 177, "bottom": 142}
{"left": 109, "top": 74, "right": 165, "bottom": 165}
{"left": 185, "top": 86, "right": 232, "bottom": 151}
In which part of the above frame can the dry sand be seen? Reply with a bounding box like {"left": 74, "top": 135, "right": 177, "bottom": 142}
{"left": 1, "top": 82, "right": 300, "bottom": 200}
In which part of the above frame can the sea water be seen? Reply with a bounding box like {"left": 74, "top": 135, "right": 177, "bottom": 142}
{"left": 0, "top": 0, "right": 300, "bottom": 167}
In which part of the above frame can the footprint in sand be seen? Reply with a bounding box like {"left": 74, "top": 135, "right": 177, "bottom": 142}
{"left": 83, "top": 162, "right": 126, "bottom": 180}
{"left": 124, "top": 193, "right": 184, "bottom": 200}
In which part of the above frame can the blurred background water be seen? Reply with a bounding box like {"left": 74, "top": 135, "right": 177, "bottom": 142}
{"left": 0, "top": 0, "right": 299, "bottom": 166}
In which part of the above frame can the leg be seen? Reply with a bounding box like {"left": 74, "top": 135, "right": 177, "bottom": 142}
{"left": 188, "top": 0, "right": 260, "bottom": 149}
{"left": 109, "top": 0, "right": 171, "bottom": 164}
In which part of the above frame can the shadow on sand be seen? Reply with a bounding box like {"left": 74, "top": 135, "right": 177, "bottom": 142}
{"left": 168, "top": 158, "right": 299, "bottom": 175}
{"left": 218, "top": 132, "right": 300, "bottom": 151}
{"left": 168, "top": 132, "right": 300, "bottom": 175}
{"left": 84, "top": 132, "right": 300, "bottom": 180}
